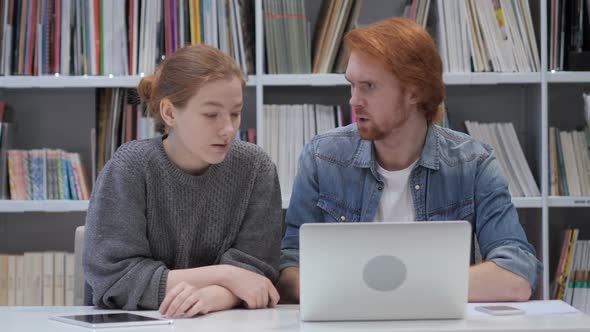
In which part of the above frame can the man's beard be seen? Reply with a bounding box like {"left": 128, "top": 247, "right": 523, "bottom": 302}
{"left": 356, "top": 108, "right": 410, "bottom": 141}
{"left": 358, "top": 122, "right": 387, "bottom": 141}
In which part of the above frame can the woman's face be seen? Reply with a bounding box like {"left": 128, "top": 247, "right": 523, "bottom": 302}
{"left": 168, "top": 77, "right": 243, "bottom": 168}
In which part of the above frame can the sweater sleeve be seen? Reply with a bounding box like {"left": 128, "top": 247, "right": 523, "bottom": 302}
{"left": 219, "top": 154, "right": 283, "bottom": 283}
{"left": 83, "top": 158, "right": 169, "bottom": 310}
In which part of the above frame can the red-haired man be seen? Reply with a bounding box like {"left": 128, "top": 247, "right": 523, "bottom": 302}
{"left": 278, "top": 18, "right": 542, "bottom": 304}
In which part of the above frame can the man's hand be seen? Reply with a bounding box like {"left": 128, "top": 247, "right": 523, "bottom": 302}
{"left": 277, "top": 267, "right": 300, "bottom": 304}
{"left": 159, "top": 282, "right": 240, "bottom": 318}
{"left": 223, "top": 266, "right": 280, "bottom": 309}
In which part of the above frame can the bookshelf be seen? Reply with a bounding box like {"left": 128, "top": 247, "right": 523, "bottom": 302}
{"left": 0, "top": 0, "right": 588, "bottom": 304}
{"left": 282, "top": 196, "right": 543, "bottom": 210}
{"left": 260, "top": 73, "right": 544, "bottom": 86}
{"left": 260, "top": 74, "right": 349, "bottom": 86}
{"left": 0, "top": 76, "right": 144, "bottom": 88}
{"left": 548, "top": 196, "right": 590, "bottom": 207}
{"left": 442, "top": 73, "right": 542, "bottom": 85}
{"left": 0, "top": 200, "right": 89, "bottom": 213}
{"left": 0, "top": 75, "right": 258, "bottom": 88}
{"left": 513, "top": 197, "right": 544, "bottom": 208}
{"left": 547, "top": 72, "right": 590, "bottom": 83}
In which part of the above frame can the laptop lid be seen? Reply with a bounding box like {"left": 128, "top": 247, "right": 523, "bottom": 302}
{"left": 299, "top": 221, "right": 471, "bottom": 321}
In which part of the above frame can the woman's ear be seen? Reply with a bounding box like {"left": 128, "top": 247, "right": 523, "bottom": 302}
{"left": 160, "top": 98, "right": 176, "bottom": 128}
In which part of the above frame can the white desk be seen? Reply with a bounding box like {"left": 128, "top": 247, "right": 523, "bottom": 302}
{"left": 2, "top": 303, "right": 590, "bottom": 332}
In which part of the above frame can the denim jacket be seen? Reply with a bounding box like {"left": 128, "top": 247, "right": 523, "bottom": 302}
{"left": 281, "top": 123, "right": 543, "bottom": 290}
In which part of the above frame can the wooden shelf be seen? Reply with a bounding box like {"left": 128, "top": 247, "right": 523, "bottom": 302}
{"left": 512, "top": 197, "right": 543, "bottom": 208}
{"left": 0, "top": 73, "right": 546, "bottom": 88}
{"left": 546, "top": 72, "right": 590, "bottom": 83}
{"left": 281, "top": 196, "right": 540, "bottom": 210}
{"left": 548, "top": 196, "right": 590, "bottom": 207}
{"left": 261, "top": 74, "right": 348, "bottom": 86}
{"left": 444, "top": 72, "right": 541, "bottom": 84}
{"left": 0, "top": 200, "right": 89, "bottom": 212}
{"left": 0, "top": 75, "right": 257, "bottom": 88}
{"left": 260, "top": 73, "right": 542, "bottom": 86}
{"left": 0, "top": 197, "right": 540, "bottom": 212}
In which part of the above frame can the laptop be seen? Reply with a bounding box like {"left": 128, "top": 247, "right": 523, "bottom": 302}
{"left": 299, "top": 221, "right": 471, "bottom": 321}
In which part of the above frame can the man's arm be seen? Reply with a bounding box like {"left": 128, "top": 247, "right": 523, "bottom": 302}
{"left": 469, "top": 262, "right": 532, "bottom": 302}
{"left": 279, "top": 141, "right": 323, "bottom": 303}
{"left": 472, "top": 147, "right": 542, "bottom": 301}
{"left": 277, "top": 267, "right": 300, "bottom": 303}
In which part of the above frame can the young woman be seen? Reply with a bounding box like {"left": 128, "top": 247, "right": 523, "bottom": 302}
{"left": 84, "top": 45, "right": 282, "bottom": 318}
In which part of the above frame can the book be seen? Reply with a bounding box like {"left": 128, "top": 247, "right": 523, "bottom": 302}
{"left": 53, "top": 252, "right": 66, "bottom": 306}
{"left": 42, "top": 252, "right": 54, "bottom": 306}
{"left": 7, "top": 255, "right": 16, "bottom": 306}
{"left": 0, "top": 123, "right": 15, "bottom": 199}
{"left": 0, "top": 255, "right": 8, "bottom": 306}
{"left": 15, "top": 255, "right": 24, "bottom": 306}
{"left": 23, "top": 252, "right": 43, "bottom": 306}
{"left": 65, "top": 253, "right": 74, "bottom": 306}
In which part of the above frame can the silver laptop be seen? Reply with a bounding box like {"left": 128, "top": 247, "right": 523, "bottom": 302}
{"left": 299, "top": 221, "right": 471, "bottom": 321}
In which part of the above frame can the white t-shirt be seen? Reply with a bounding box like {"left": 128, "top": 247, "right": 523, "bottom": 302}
{"left": 373, "top": 160, "right": 418, "bottom": 223}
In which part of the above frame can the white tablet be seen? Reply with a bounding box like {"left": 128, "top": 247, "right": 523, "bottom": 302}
{"left": 50, "top": 313, "right": 174, "bottom": 328}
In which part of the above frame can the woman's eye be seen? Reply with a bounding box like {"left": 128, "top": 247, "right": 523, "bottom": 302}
{"left": 205, "top": 113, "right": 217, "bottom": 118}
{"left": 231, "top": 113, "right": 241, "bottom": 118}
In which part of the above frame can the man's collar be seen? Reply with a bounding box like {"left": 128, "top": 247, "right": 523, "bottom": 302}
{"left": 418, "top": 124, "right": 440, "bottom": 170}
{"left": 351, "top": 139, "right": 372, "bottom": 168}
{"left": 352, "top": 124, "right": 440, "bottom": 170}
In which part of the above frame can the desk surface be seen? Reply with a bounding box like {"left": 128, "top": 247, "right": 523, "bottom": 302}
{"left": 2, "top": 303, "right": 590, "bottom": 332}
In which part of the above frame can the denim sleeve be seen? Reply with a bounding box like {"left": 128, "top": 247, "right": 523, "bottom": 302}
{"left": 474, "top": 148, "right": 543, "bottom": 291}
{"left": 280, "top": 140, "right": 324, "bottom": 271}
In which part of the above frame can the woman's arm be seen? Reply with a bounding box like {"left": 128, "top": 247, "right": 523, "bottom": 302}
{"left": 84, "top": 158, "right": 168, "bottom": 310}
{"left": 217, "top": 151, "right": 283, "bottom": 306}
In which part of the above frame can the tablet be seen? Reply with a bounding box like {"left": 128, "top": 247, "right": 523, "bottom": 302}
{"left": 474, "top": 305, "right": 526, "bottom": 316}
{"left": 50, "top": 313, "right": 174, "bottom": 328}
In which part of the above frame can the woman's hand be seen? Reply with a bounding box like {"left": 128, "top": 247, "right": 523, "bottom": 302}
{"left": 223, "top": 266, "right": 280, "bottom": 309}
{"left": 159, "top": 282, "right": 240, "bottom": 318}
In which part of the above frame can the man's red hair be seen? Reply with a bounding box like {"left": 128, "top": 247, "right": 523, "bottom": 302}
{"left": 344, "top": 18, "right": 444, "bottom": 122}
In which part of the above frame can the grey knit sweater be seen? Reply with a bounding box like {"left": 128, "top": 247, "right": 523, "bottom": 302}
{"left": 83, "top": 137, "right": 282, "bottom": 310}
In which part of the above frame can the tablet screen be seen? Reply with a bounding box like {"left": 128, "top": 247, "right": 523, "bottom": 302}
{"left": 66, "top": 313, "right": 162, "bottom": 324}
{"left": 52, "top": 313, "right": 173, "bottom": 328}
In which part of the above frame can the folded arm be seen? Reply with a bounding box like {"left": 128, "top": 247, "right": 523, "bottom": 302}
{"left": 84, "top": 159, "right": 168, "bottom": 310}
{"left": 472, "top": 148, "right": 542, "bottom": 301}
{"left": 278, "top": 142, "right": 324, "bottom": 303}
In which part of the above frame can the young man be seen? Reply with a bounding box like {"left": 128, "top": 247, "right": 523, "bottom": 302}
{"left": 277, "top": 18, "right": 542, "bottom": 303}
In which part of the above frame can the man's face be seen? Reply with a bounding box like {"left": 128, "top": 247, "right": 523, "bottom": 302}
{"left": 345, "top": 51, "right": 416, "bottom": 141}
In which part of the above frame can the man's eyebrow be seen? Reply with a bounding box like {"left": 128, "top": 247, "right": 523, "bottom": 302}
{"left": 345, "top": 76, "right": 374, "bottom": 85}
